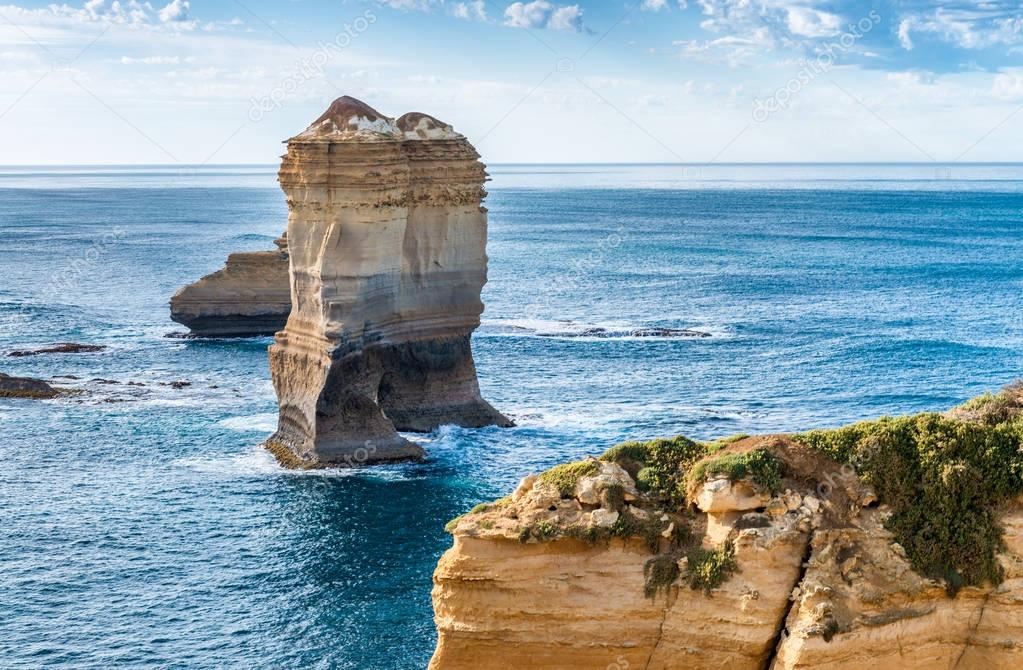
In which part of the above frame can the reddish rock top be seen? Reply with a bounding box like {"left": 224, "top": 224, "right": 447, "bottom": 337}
{"left": 292, "top": 97, "right": 462, "bottom": 142}
{"left": 396, "top": 112, "right": 459, "bottom": 139}
{"left": 312, "top": 96, "right": 388, "bottom": 126}
{"left": 294, "top": 95, "right": 399, "bottom": 140}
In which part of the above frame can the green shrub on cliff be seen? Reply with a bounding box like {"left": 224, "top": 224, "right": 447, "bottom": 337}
{"left": 795, "top": 395, "right": 1023, "bottom": 591}
{"left": 947, "top": 382, "right": 1023, "bottom": 426}
{"left": 600, "top": 436, "right": 707, "bottom": 508}
{"left": 686, "top": 542, "right": 739, "bottom": 593}
{"left": 537, "top": 460, "right": 599, "bottom": 497}
{"left": 643, "top": 553, "right": 680, "bottom": 598}
{"left": 688, "top": 448, "right": 784, "bottom": 495}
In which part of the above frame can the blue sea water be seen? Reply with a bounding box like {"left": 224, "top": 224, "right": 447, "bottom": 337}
{"left": 1, "top": 163, "right": 1022, "bottom": 669}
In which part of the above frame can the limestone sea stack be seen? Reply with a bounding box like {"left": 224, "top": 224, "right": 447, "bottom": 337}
{"left": 169, "top": 234, "right": 292, "bottom": 337}
{"left": 430, "top": 385, "right": 1023, "bottom": 669}
{"left": 265, "top": 96, "right": 510, "bottom": 467}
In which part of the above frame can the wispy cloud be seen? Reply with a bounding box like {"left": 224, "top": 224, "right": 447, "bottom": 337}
{"left": 897, "top": 4, "right": 1023, "bottom": 51}
{"left": 453, "top": 1, "right": 488, "bottom": 22}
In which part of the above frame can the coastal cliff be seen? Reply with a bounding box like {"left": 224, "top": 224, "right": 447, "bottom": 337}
{"left": 170, "top": 234, "right": 291, "bottom": 337}
{"left": 431, "top": 384, "right": 1023, "bottom": 669}
{"left": 265, "top": 96, "right": 509, "bottom": 467}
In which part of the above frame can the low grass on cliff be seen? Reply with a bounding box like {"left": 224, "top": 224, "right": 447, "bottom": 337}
{"left": 688, "top": 448, "right": 784, "bottom": 496}
{"left": 794, "top": 383, "right": 1023, "bottom": 591}
{"left": 537, "top": 460, "right": 599, "bottom": 497}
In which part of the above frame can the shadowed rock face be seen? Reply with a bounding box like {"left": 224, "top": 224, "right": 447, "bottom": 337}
{"left": 266, "top": 96, "right": 510, "bottom": 467}
{"left": 170, "top": 235, "right": 291, "bottom": 337}
{"left": 0, "top": 373, "right": 61, "bottom": 399}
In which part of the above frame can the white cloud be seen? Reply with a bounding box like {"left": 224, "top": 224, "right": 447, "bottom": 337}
{"left": 375, "top": 0, "right": 441, "bottom": 9}
{"left": 898, "top": 18, "right": 914, "bottom": 50}
{"left": 785, "top": 6, "right": 841, "bottom": 38}
{"left": 119, "top": 55, "right": 195, "bottom": 64}
{"left": 158, "top": 0, "right": 190, "bottom": 23}
{"left": 0, "top": 0, "right": 200, "bottom": 31}
{"left": 886, "top": 70, "right": 935, "bottom": 86}
{"left": 674, "top": 31, "right": 772, "bottom": 67}
{"left": 504, "top": 1, "right": 585, "bottom": 32}
{"left": 897, "top": 7, "right": 1023, "bottom": 51}
{"left": 548, "top": 4, "right": 583, "bottom": 32}
{"left": 992, "top": 68, "right": 1023, "bottom": 100}
{"left": 453, "top": 1, "right": 487, "bottom": 21}
{"left": 641, "top": 0, "right": 688, "bottom": 11}
{"left": 642, "top": 0, "right": 669, "bottom": 10}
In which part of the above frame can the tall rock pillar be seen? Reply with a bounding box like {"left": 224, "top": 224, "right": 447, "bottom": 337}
{"left": 266, "top": 97, "right": 509, "bottom": 468}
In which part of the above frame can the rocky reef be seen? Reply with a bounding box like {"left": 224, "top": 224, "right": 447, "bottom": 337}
{"left": 264, "top": 96, "right": 510, "bottom": 468}
{"left": 169, "top": 234, "right": 291, "bottom": 337}
{"left": 431, "top": 384, "right": 1023, "bottom": 669}
{"left": 0, "top": 372, "right": 62, "bottom": 399}
{"left": 7, "top": 343, "right": 106, "bottom": 356}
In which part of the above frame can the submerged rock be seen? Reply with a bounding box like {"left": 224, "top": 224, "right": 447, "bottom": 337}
{"left": 169, "top": 234, "right": 291, "bottom": 337}
{"left": 8, "top": 343, "right": 106, "bottom": 356}
{"left": 265, "top": 96, "right": 510, "bottom": 468}
{"left": 0, "top": 373, "right": 61, "bottom": 399}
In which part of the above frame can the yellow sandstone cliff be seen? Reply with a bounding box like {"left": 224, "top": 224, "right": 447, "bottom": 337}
{"left": 431, "top": 385, "right": 1023, "bottom": 669}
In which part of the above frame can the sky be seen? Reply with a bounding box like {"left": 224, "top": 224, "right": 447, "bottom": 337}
{"left": 1, "top": 0, "right": 1022, "bottom": 163}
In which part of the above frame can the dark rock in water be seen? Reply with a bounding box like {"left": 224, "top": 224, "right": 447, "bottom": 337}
{"left": 0, "top": 373, "right": 61, "bottom": 399}
{"left": 8, "top": 343, "right": 107, "bottom": 357}
{"left": 169, "top": 381, "right": 191, "bottom": 389}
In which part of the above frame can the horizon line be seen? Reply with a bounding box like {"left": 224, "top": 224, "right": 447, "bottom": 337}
{"left": 3, "top": 162, "right": 1023, "bottom": 168}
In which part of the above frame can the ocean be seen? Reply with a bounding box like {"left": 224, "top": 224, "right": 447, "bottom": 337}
{"left": 1, "top": 164, "right": 1022, "bottom": 668}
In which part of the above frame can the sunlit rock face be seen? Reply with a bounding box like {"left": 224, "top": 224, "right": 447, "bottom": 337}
{"left": 266, "top": 96, "right": 509, "bottom": 468}
{"left": 429, "top": 433, "right": 1023, "bottom": 670}
{"left": 170, "top": 235, "right": 291, "bottom": 337}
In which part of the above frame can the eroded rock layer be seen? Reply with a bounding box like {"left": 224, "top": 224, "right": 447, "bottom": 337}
{"left": 266, "top": 97, "right": 509, "bottom": 467}
{"left": 431, "top": 387, "right": 1023, "bottom": 669}
{"left": 170, "top": 234, "right": 291, "bottom": 337}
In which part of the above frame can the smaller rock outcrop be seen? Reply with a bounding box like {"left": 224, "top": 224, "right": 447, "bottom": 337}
{"left": 0, "top": 373, "right": 61, "bottom": 399}
{"left": 169, "top": 234, "right": 291, "bottom": 337}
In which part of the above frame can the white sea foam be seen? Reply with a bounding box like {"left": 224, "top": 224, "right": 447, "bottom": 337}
{"left": 174, "top": 445, "right": 421, "bottom": 481}
{"left": 503, "top": 401, "right": 765, "bottom": 433}
{"left": 217, "top": 413, "right": 278, "bottom": 433}
{"left": 480, "top": 318, "right": 728, "bottom": 341}
{"left": 505, "top": 406, "right": 613, "bottom": 430}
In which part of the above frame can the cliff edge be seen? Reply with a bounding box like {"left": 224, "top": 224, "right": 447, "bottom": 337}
{"left": 431, "top": 383, "right": 1023, "bottom": 669}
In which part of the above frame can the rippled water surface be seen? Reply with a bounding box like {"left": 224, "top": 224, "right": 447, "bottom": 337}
{"left": 2, "top": 164, "right": 1022, "bottom": 668}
